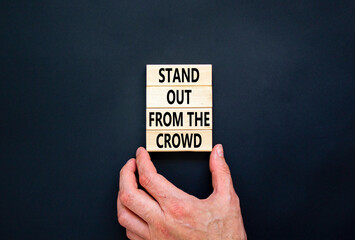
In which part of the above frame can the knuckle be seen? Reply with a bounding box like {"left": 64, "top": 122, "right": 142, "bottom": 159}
{"left": 117, "top": 191, "right": 121, "bottom": 203}
{"left": 219, "top": 190, "right": 237, "bottom": 202}
{"left": 155, "top": 221, "right": 170, "bottom": 238}
{"left": 156, "top": 173, "right": 166, "bottom": 181}
{"left": 224, "top": 191, "right": 241, "bottom": 209}
{"left": 119, "top": 190, "right": 132, "bottom": 206}
{"left": 119, "top": 158, "right": 134, "bottom": 176}
{"left": 139, "top": 173, "right": 152, "bottom": 188}
{"left": 126, "top": 230, "right": 133, "bottom": 239}
{"left": 167, "top": 200, "right": 187, "bottom": 218}
{"left": 119, "top": 167, "right": 125, "bottom": 177}
{"left": 118, "top": 210, "right": 128, "bottom": 226}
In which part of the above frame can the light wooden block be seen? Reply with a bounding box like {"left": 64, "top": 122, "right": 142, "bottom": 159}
{"left": 146, "top": 108, "right": 212, "bottom": 130}
{"left": 146, "top": 130, "right": 212, "bottom": 152}
{"left": 147, "top": 64, "right": 212, "bottom": 86}
{"left": 146, "top": 64, "right": 213, "bottom": 152}
{"left": 146, "top": 86, "right": 212, "bottom": 108}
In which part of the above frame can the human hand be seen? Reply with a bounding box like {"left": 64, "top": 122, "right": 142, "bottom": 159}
{"left": 117, "top": 144, "right": 247, "bottom": 240}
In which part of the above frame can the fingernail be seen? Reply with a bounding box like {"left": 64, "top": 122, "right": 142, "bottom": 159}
{"left": 217, "top": 144, "right": 224, "bottom": 157}
{"left": 136, "top": 147, "right": 142, "bottom": 157}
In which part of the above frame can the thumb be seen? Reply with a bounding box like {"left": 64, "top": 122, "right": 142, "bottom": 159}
{"left": 209, "top": 144, "right": 234, "bottom": 194}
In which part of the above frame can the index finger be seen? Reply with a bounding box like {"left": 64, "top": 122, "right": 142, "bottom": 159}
{"left": 135, "top": 147, "right": 188, "bottom": 204}
{"left": 119, "top": 158, "right": 162, "bottom": 222}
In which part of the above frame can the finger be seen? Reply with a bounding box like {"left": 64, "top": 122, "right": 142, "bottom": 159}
{"left": 126, "top": 229, "right": 145, "bottom": 240}
{"left": 135, "top": 147, "right": 184, "bottom": 203}
{"left": 119, "top": 158, "right": 161, "bottom": 222}
{"left": 117, "top": 196, "right": 150, "bottom": 239}
{"left": 209, "top": 144, "right": 234, "bottom": 194}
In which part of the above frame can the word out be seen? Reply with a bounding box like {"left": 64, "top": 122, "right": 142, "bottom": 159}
{"left": 167, "top": 89, "right": 192, "bottom": 104}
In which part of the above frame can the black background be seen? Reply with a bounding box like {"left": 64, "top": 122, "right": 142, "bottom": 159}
{"left": 1, "top": 1, "right": 354, "bottom": 239}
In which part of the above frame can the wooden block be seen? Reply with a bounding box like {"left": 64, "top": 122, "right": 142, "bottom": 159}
{"left": 146, "top": 108, "right": 212, "bottom": 130}
{"left": 146, "top": 64, "right": 213, "bottom": 152}
{"left": 146, "top": 130, "right": 212, "bottom": 152}
{"left": 146, "top": 86, "right": 212, "bottom": 108}
{"left": 147, "top": 64, "right": 212, "bottom": 86}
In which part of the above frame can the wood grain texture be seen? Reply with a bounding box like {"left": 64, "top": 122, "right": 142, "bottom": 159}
{"left": 146, "top": 130, "right": 212, "bottom": 152}
{"left": 146, "top": 64, "right": 212, "bottom": 86}
{"left": 146, "top": 86, "right": 212, "bottom": 108}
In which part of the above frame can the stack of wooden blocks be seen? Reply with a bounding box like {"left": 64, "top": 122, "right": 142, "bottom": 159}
{"left": 146, "top": 64, "right": 213, "bottom": 152}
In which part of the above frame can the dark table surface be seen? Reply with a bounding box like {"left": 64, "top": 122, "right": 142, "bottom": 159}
{"left": 1, "top": 1, "right": 354, "bottom": 239}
